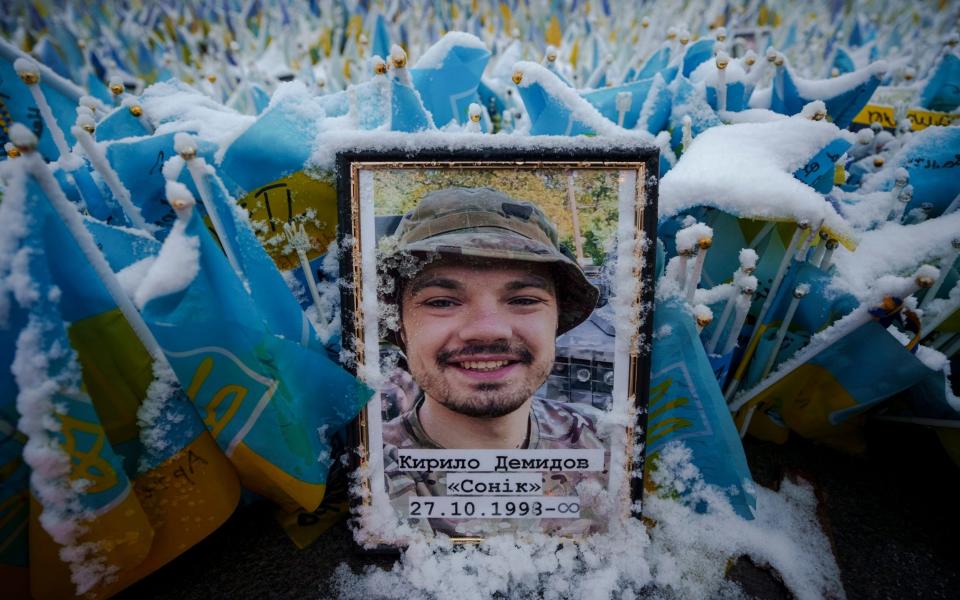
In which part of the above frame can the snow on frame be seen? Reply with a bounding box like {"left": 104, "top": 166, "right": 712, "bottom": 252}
{"left": 308, "top": 129, "right": 656, "bottom": 170}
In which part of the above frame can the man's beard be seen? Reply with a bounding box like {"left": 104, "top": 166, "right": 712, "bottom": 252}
{"left": 413, "top": 342, "right": 551, "bottom": 418}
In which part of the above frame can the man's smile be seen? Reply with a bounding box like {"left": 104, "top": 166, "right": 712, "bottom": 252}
{"left": 458, "top": 359, "right": 511, "bottom": 371}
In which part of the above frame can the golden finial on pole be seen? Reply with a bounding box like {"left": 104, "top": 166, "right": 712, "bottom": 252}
{"left": 15, "top": 59, "right": 40, "bottom": 85}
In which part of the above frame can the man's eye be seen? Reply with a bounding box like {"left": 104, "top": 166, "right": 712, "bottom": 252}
{"left": 424, "top": 298, "right": 459, "bottom": 308}
{"left": 510, "top": 297, "right": 546, "bottom": 306}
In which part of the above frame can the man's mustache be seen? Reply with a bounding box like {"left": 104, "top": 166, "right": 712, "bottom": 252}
{"left": 436, "top": 342, "right": 534, "bottom": 366}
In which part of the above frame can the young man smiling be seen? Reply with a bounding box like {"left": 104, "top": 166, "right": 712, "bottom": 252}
{"left": 378, "top": 187, "right": 609, "bottom": 534}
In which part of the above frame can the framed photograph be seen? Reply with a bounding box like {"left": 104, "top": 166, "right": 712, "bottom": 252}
{"left": 336, "top": 145, "right": 658, "bottom": 546}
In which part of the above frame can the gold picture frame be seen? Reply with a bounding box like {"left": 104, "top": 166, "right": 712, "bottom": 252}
{"left": 336, "top": 147, "right": 658, "bottom": 549}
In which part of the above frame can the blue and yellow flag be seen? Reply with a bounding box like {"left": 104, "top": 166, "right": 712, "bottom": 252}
{"left": 138, "top": 204, "right": 371, "bottom": 511}
{"left": 742, "top": 260, "right": 857, "bottom": 389}
{"left": 195, "top": 166, "right": 327, "bottom": 350}
{"left": 216, "top": 92, "right": 342, "bottom": 308}
{"left": 737, "top": 312, "right": 936, "bottom": 447}
{"left": 794, "top": 137, "right": 851, "bottom": 194}
{"left": 647, "top": 300, "right": 756, "bottom": 519}
{"left": 1, "top": 166, "right": 240, "bottom": 598}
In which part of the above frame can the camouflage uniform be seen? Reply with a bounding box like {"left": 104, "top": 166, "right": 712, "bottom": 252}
{"left": 381, "top": 368, "right": 610, "bottom": 538}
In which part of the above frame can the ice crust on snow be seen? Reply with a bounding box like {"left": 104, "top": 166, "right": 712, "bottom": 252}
{"left": 831, "top": 211, "right": 960, "bottom": 300}
{"left": 660, "top": 115, "right": 855, "bottom": 244}
{"left": 138, "top": 80, "right": 255, "bottom": 150}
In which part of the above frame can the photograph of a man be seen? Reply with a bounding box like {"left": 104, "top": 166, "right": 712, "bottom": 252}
{"left": 378, "top": 187, "right": 610, "bottom": 530}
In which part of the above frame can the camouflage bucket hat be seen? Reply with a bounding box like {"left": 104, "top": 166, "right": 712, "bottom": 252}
{"left": 387, "top": 187, "right": 599, "bottom": 334}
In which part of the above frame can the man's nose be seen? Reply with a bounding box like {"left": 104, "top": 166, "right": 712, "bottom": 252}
{"left": 457, "top": 302, "right": 513, "bottom": 343}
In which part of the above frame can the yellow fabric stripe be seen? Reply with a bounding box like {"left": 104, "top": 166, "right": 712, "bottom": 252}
{"left": 648, "top": 397, "right": 689, "bottom": 422}
{"left": 28, "top": 432, "right": 239, "bottom": 599}
{"left": 231, "top": 442, "right": 327, "bottom": 513}
{"left": 647, "top": 418, "right": 693, "bottom": 446}
{"left": 68, "top": 309, "right": 155, "bottom": 445}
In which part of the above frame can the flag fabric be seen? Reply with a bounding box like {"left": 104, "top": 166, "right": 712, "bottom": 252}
{"left": 513, "top": 61, "right": 616, "bottom": 136}
{"left": 741, "top": 260, "right": 858, "bottom": 389}
{"left": 794, "top": 137, "right": 851, "bottom": 193}
{"left": 136, "top": 202, "right": 371, "bottom": 512}
{"left": 390, "top": 78, "right": 435, "bottom": 132}
{"left": 920, "top": 53, "right": 960, "bottom": 114}
{"left": 879, "top": 125, "right": 960, "bottom": 220}
{"left": 410, "top": 33, "right": 491, "bottom": 128}
{"left": 682, "top": 38, "right": 715, "bottom": 78}
{"left": 216, "top": 89, "right": 342, "bottom": 303}
{"left": 0, "top": 39, "right": 82, "bottom": 161}
{"left": 104, "top": 131, "right": 219, "bottom": 232}
{"left": 647, "top": 300, "right": 757, "bottom": 519}
{"left": 219, "top": 86, "right": 323, "bottom": 194}
{"left": 704, "top": 79, "right": 752, "bottom": 113}
{"left": 668, "top": 76, "right": 722, "bottom": 149}
{"left": 51, "top": 162, "right": 124, "bottom": 225}
{"left": 832, "top": 47, "right": 856, "bottom": 75}
{"left": 371, "top": 14, "right": 392, "bottom": 61}
{"left": 191, "top": 164, "right": 326, "bottom": 350}
{"left": 631, "top": 45, "right": 675, "bottom": 83}
{"left": 94, "top": 102, "right": 151, "bottom": 141}
{"left": 0, "top": 324, "right": 30, "bottom": 597}
{"left": 737, "top": 312, "right": 936, "bottom": 446}
{"left": 770, "top": 61, "right": 884, "bottom": 128}
{"left": 582, "top": 74, "right": 668, "bottom": 131}
{"left": 0, "top": 164, "right": 240, "bottom": 599}
{"left": 902, "top": 370, "right": 960, "bottom": 421}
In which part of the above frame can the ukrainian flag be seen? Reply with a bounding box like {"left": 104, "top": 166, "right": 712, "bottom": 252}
{"left": 2, "top": 168, "right": 240, "bottom": 598}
